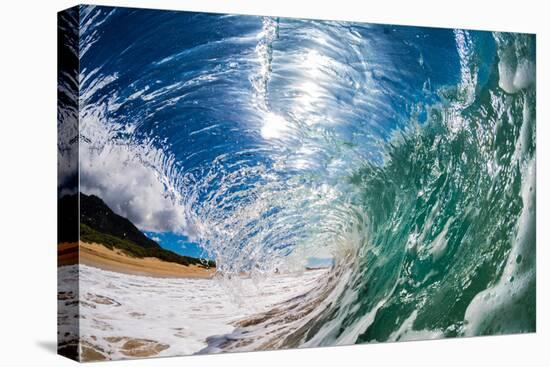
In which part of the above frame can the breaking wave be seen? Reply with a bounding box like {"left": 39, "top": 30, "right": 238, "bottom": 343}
{"left": 62, "top": 5, "right": 536, "bottom": 349}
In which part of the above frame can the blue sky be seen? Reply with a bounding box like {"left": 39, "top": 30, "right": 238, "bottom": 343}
{"left": 144, "top": 231, "right": 212, "bottom": 260}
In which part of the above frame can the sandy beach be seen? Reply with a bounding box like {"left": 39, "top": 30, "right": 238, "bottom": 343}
{"left": 77, "top": 241, "right": 215, "bottom": 279}
{"left": 57, "top": 242, "right": 79, "bottom": 266}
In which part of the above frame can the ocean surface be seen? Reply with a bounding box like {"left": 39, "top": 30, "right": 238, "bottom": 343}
{"left": 58, "top": 5, "right": 536, "bottom": 356}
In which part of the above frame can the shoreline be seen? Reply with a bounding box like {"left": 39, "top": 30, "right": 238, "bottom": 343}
{"left": 58, "top": 241, "right": 215, "bottom": 279}
{"left": 66, "top": 261, "right": 327, "bottom": 361}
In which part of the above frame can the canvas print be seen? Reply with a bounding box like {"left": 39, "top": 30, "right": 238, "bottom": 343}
{"left": 57, "top": 4, "right": 536, "bottom": 362}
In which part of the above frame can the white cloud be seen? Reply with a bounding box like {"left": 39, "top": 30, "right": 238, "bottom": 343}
{"left": 80, "top": 142, "right": 190, "bottom": 235}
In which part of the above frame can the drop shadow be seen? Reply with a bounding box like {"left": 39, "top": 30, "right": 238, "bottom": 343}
{"left": 36, "top": 340, "right": 58, "bottom": 355}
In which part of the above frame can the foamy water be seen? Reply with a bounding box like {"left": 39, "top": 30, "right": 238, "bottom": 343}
{"left": 59, "top": 265, "right": 327, "bottom": 360}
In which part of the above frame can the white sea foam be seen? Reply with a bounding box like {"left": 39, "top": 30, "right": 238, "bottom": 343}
{"left": 495, "top": 34, "right": 535, "bottom": 94}
{"left": 68, "top": 265, "right": 326, "bottom": 359}
{"left": 428, "top": 218, "right": 452, "bottom": 261}
{"left": 499, "top": 58, "right": 535, "bottom": 94}
{"left": 463, "top": 157, "right": 535, "bottom": 336}
{"left": 387, "top": 310, "right": 444, "bottom": 342}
